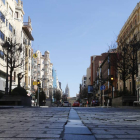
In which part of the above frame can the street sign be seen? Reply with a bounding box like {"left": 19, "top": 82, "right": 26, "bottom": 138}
{"left": 88, "top": 85, "right": 93, "bottom": 93}
{"left": 33, "top": 53, "right": 37, "bottom": 58}
{"left": 33, "top": 81, "right": 38, "bottom": 85}
{"left": 100, "top": 85, "right": 105, "bottom": 90}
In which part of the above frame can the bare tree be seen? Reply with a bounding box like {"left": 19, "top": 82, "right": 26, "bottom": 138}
{"left": 110, "top": 32, "right": 140, "bottom": 95}
{"left": 62, "top": 94, "right": 67, "bottom": 101}
{"left": 54, "top": 90, "right": 61, "bottom": 101}
{"left": 80, "top": 87, "right": 88, "bottom": 99}
{"left": 2, "top": 40, "right": 24, "bottom": 94}
{"left": 126, "top": 33, "right": 140, "bottom": 95}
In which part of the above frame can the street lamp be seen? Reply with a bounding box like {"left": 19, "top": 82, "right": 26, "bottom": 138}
{"left": 110, "top": 75, "right": 114, "bottom": 98}
{"left": 37, "top": 79, "right": 41, "bottom": 106}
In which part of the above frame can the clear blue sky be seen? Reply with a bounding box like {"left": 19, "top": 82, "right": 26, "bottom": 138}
{"left": 22, "top": 0, "right": 140, "bottom": 97}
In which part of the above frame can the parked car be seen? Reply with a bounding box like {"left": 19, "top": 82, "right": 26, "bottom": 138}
{"left": 73, "top": 101, "right": 80, "bottom": 107}
{"left": 63, "top": 101, "right": 69, "bottom": 107}
{"left": 91, "top": 100, "right": 99, "bottom": 106}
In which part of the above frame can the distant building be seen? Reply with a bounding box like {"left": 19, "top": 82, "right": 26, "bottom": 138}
{"left": 52, "top": 68, "right": 57, "bottom": 89}
{"left": 65, "top": 84, "right": 70, "bottom": 97}
{"left": 59, "top": 82, "right": 61, "bottom": 89}
{"left": 82, "top": 76, "right": 87, "bottom": 89}
{"left": 86, "top": 67, "right": 91, "bottom": 86}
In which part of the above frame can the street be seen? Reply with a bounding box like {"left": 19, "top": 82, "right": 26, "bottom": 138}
{"left": 0, "top": 107, "right": 140, "bottom": 140}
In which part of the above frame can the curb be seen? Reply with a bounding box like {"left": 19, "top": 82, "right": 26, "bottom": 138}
{"left": 0, "top": 106, "right": 24, "bottom": 109}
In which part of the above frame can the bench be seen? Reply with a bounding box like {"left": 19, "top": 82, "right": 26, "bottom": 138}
{"left": 133, "top": 101, "right": 140, "bottom": 106}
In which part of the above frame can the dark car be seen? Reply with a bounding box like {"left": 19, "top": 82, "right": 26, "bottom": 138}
{"left": 91, "top": 100, "right": 99, "bottom": 106}
{"left": 73, "top": 101, "right": 80, "bottom": 107}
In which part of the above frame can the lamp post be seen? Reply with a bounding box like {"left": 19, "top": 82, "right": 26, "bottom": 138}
{"left": 37, "top": 80, "right": 41, "bottom": 106}
{"left": 110, "top": 75, "right": 114, "bottom": 99}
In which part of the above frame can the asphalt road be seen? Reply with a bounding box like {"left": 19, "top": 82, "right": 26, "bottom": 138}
{"left": 0, "top": 107, "right": 140, "bottom": 140}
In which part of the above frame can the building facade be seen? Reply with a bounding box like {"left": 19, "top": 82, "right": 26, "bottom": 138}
{"left": 117, "top": 2, "right": 140, "bottom": 100}
{"left": 65, "top": 84, "right": 70, "bottom": 97}
{"left": 81, "top": 76, "right": 86, "bottom": 89}
{"left": 0, "top": 0, "right": 33, "bottom": 94}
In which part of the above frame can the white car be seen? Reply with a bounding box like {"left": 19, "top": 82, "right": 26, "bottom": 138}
{"left": 63, "top": 101, "right": 69, "bottom": 107}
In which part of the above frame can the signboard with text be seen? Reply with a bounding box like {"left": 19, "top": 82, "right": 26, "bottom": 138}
{"left": 88, "top": 85, "right": 93, "bottom": 93}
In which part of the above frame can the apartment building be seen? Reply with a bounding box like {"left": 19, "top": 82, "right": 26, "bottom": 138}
{"left": 86, "top": 66, "right": 91, "bottom": 86}
{"left": 117, "top": 2, "right": 140, "bottom": 99}
{"left": 23, "top": 17, "right": 34, "bottom": 94}
{"left": 81, "top": 75, "right": 86, "bottom": 89}
{"left": 0, "top": 0, "right": 33, "bottom": 94}
{"left": 43, "top": 51, "right": 53, "bottom": 98}
{"left": 31, "top": 50, "right": 42, "bottom": 92}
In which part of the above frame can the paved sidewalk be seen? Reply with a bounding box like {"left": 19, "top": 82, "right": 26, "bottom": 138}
{"left": 74, "top": 107, "right": 140, "bottom": 140}
{"left": 0, "top": 107, "right": 70, "bottom": 140}
{"left": 63, "top": 108, "right": 96, "bottom": 140}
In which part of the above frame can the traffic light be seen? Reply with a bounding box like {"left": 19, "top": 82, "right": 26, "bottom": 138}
{"left": 109, "top": 75, "right": 114, "bottom": 85}
{"left": 37, "top": 80, "right": 41, "bottom": 87}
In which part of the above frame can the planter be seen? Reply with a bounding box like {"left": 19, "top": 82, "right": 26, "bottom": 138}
{"left": 112, "top": 96, "right": 137, "bottom": 107}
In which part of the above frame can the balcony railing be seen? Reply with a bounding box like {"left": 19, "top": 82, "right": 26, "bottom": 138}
{"left": 23, "top": 22, "right": 31, "bottom": 28}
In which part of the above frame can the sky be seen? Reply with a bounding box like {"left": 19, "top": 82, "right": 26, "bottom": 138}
{"left": 22, "top": 0, "right": 140, "bottom": 97}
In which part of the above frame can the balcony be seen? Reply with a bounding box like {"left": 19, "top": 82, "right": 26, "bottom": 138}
{"left": 22, "top": 22, "right": 34, "bottom": 41}
{"left": 24, "top": 22, "right": 32, "bottom": 28}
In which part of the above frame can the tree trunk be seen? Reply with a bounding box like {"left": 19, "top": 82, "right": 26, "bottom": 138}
{"left": 132, "top": 69, "right": 135, "bottom": 96}
{"left": 9, "top": 68, "right": 13, "bottom": 94}
{"left": 123, "top": 78, "right": 126, "bottom": 92}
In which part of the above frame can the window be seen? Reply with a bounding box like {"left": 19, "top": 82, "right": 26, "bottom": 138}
{"left": 28, "top": 40, "right": 30, "bottom": 45}
{"left": 29, "top": 49, "right": 30, "bottom": 57}
{"left": 14, "top": 29, "right": 15, "bottom": 35}
{"left": 9, "top": 23, "right": 13, "bottom": 32}
{"left": 0, "top": 30, "right": 5, "bottom": 41}
{"left": 15, "top": 12, "right": 18, "bottom": 18}
{"left": 135, "top": 19, "right": 137, "bottom": 25}
{"left": 0, "top": 11, "right": 5, "bottom": 23}
{"left": 26, "top": 48, "right": 27, "bottom": 56}
{"left": 9, "top": 7, "right": 13, "bottom": 16}
{"left": 0, "top": 50, "right": 4, "bottom": 59}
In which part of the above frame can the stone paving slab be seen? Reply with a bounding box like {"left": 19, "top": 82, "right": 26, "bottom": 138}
{"left": 16, "top": 134, "right": 60, "bottom": 138}
{"left": 63, "top": 134, "right": 96, "bottom": 140}
{"left": 74, "top": 107, "right": 140, "bottom": 140}
{"left": 95, "top": 134, "right": 115, "bottom": 139}
{"left": 0, "top": 138, "right": 35, "bottom": 140}
{"left": 0, "top": 108, "right": 70, "bottom": 139}
{"left": 2, "top": 130, "right": 45, "bottom": 134}
{"left": 0, "top": 134, "right": 18, "bottom": 138}
{"left": 107, "top": 139, "right": 138, "bottom": 140}
{"left": 116, "top": 135, "right": 140, "bottom": 138}
{"left": 64, "top": 127, "right": 92, "bottom": 134}
{"left": 91, "top": 130, "right": 127, "bottom": 134}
